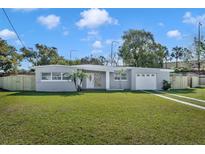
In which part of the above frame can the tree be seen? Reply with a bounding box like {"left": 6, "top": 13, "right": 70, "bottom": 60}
{"left": 21, "top": 44, "right": 68, "bottom": 66}
{"left": 170, "top": 46, "right": 184, "bottom": 68}
{"left": 69, "top": 70, "right": 87, "bottom": 91}
{"left": 107, "top": 52, "right": 121, "bottom": 66}
{"left": 163, "top": 47, "right": 170, "bottom": 69}
{"left": 154, "top": 44, "right": 170, "bottom": 68}
{"left": 183, "top": 48, "right": 193, "bottom": 66}
{"left": 119, "top": 29, "right": 167, "bottom": 68}
{"left": 80, "top": 55, "right": 108, "bottom": 65}
{"left": 0, "top": 38, "right": 23, "bottom": 73}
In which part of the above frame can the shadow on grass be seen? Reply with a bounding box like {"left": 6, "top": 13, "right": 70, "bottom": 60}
{"left": 168, "top": 88, "right": 196, "bottom": 94}
{"left": 4, "top": 90, "right": 148, "bottom": 97}
{"left": 6, "top": 91, "right": 83, "bottom": 97}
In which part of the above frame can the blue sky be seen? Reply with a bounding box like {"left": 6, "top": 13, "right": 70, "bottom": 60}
{"left": 0, "top": 8, "right": 205, "bottom": 68}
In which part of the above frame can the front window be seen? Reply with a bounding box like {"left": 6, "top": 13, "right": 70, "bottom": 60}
{"left": 42, "top": 73, "right": 51, "bottom": 80}
{"left": 121, "top": 72, "right": 127, "bottom": 80}
{"left": 62, "top": 73, "right": 71, "bottom": 81}
{"left": 114, "top": 71, "right": 127, "bottom": 81}
{"left": 114, "top": 72, "right": 121, "bottom": 81}
{"left": 52, "top": 72, "right": 62, "bottom": 80}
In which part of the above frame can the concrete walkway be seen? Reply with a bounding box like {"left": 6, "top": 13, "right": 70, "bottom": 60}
{"left": 163, "top": 93, "right": 205, "bottom": 103}
{"left": 144, "top": 91, "right": 205, "bottom": 110}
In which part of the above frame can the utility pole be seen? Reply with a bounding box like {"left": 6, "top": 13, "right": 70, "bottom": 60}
{"left": 111, "top": 41, "right": 119, "bottom": 66}
{"left": 197, "top": 22, "right": 202, "bottom": 74}
{"left": 69, "top": 50, "right": 78, "bottom": 60}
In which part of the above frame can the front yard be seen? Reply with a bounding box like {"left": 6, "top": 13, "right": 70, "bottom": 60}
{"left": 168, "top": 88, "right": 205, "bottom": 100}
{"left": 0, "top": 90, "right": 204, "bottom": 144}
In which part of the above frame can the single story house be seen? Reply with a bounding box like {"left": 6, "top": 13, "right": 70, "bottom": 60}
{"left": 35, "top": 65, "right": 173, "bottom": 92}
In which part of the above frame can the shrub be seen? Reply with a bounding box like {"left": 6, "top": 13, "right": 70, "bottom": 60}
{"left": 162, "top": 80, "right": 171, "bottom": 91}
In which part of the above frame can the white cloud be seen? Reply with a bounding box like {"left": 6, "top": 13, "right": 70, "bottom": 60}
{"left": 0, "top": 29, "right": 16, "bottom": 40}
{"left": 62, "top": 27, "right": 69, "bottom": 36}
{"left": 76, "top": 8, "right": 118, "bottom": 29}
{"left": 63, "top": 30, "right": 69, "bottom": 36}
{"left": 92, "top": 40, "right": 102, "bottom": 49}
{"left": 37, "top": 14, "right": 60, "bottom": 29}
{"left": 91, "top": 40, "right": 102, "bottom": 54}
{"left": 166, "top": 30, "right": 182, "bottom": 39}
{"left": 88, "top": 30, "right": 98, "bottom": 36}
{"left": 91, "top": 49, "right": 102, "bottom": 54}
{"left": 81, "top": 30, "right": 100, "bottom": 41}
{"left": 158, "top": 22, "right": 164, "bottom": 27}
{"left": 183, "top": 11, "right": 205, "bottom": 26}
{"left": 105, "top": 39, "right": 113, "bottom": 45}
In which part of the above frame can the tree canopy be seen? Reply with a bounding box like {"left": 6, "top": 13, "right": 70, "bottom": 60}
{"left": 0, "top": 38, "right": 23, "bottom": 73}
{"left": 21, "top": 44, "right": 69, "bottom": 66}
{"left": 80, "top": 55, "right": 107, "bottom": 65}
{"left": 119, "top": 29, "right": 168, "bottom": 68}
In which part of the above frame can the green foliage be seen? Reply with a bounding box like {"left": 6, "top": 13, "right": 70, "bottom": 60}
{"left": 119, "top": 29, "right": 167, "bottom": 68}
{"left": 80, "top": 55, "right": 107, "bottom": 65}
{"left": 183, "top": 48, "right": 193, "bottom": 63}
{"left": 170, "top": 46, "right": 184, "bottom": 68}
{"left": 21, "top": 44, "right": 69, "bottom": 66}
{"left": 0, "top": 38, "right": 23, "bottom": 73}
{"left": 162, "top": 80, "right": 171, "bottom": 91}
{"left": 174, "top": 67, "right": 191, "bottom": 73}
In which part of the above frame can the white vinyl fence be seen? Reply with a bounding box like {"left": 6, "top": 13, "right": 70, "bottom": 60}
{"left": 170, "top": 74, "right": 200, "bottom": 89}
{"left": 199, "top": 75, "right": 205, "bottom": 85}
{"left": 171, "top": 76, "right": 189, "bottom": 89}
{"left": 0, "top": 75, "right": 35, "bottom": 91}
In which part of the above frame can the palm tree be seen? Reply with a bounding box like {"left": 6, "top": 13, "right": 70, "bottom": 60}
{"left": 171, "top": 46, "right": 184, "bottom": 68}
{"left": 69, "top": 70, "right": 87, "bottom": 91}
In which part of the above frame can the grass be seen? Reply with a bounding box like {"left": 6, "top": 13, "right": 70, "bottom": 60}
{"left": 0, "top": 91, "right": 205, "bottom": 145}
{"left": 168, "top": 88, "right": 205, "bottom": 100}
{"left": 155, "top": 88, "right": 205, "bottom": 107}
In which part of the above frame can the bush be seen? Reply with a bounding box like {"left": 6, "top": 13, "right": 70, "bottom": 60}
{"left": 162, "top": 80, "right": 171, "bottom": 91}
{"left": 174, "top": 67, "right": 190, "bottom": 73}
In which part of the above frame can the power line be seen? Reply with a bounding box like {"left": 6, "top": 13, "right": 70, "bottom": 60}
{"left": 1, "top": 8, "right": 26, "bottom": 48}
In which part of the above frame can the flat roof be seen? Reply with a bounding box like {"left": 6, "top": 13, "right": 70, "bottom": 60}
{"left": 35, "top": 64, "right": 174, "bottom": 72}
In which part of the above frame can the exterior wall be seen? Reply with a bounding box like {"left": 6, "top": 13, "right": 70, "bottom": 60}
{"left": 82, "top": 71, "right": 106, "bottom": 89}
{"left": 35, "top": 66, "right": 76, "bottom": 92}
{"left": 131, "top": 68, "right": 170, "bottom": 90}
{"left": 110, "top": 69, "right": 131, "bottom": 90}
{"left": 35, "top": 65, "right": 171, "bottom": 92}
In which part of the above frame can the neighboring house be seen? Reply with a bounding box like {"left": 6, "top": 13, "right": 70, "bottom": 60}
{"left": 35, "top": 65, "right": 173, "bottom": 92}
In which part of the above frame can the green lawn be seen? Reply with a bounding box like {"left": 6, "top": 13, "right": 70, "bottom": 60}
{"left": 159, "top": 88, "right": 205, "bottom": 107}
{"left": 0, "top": 91, "right": 205, "bottom": 144}
{"left": 168, "top": 88, "right": 205, "bottom": 100}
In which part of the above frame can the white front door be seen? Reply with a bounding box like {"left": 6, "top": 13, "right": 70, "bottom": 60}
{"left": 136, "top": 74, "right": 157, "bottom": 90}
{"left": 86, "top": 73, "right": 95, "bottom": 88}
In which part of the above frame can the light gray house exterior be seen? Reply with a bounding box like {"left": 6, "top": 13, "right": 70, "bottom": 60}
{"left": 35, "top": 65, "right": 173, "bottom": 92}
